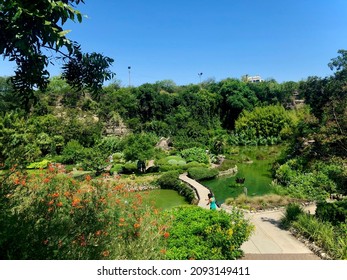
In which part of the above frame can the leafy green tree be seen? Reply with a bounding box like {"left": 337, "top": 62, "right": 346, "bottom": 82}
{"left": 219, "top": 79, "right": 258, "bottom": 129}
{"left": 122, "top": 133, "right": 157, "bottom": 162}
{"left": 235, "top": 105, "right": 295, "bottom": 140}
{"left": 0, "top": 0, "right": 114, "bottom": 111}
{"left": 0, "top": 76, "right": 16, "bottom": 113}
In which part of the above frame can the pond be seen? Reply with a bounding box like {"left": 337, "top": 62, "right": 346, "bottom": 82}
{"left": 145, "top": 189, "right": 189, "bottom": 210}
{"left": 202, "top": 146, "right": 284, "bottom": 204}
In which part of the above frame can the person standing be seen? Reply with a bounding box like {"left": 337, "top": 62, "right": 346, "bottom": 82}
{"left": 206, "top": 193, "right": 217, "bottom": 210}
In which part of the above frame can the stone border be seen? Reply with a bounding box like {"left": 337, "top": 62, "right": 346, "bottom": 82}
{"left": 290, "top": 228, "right": 333, "bottom": 260}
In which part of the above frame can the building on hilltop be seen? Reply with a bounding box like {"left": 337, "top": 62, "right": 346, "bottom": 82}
{"left": 246, "top": 75, "right": 263, "bottom": 83}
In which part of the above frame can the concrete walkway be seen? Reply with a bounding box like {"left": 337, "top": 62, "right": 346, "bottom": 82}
{"left": 239, "top": 206, "right": 320, "bottom": 260}
{"left": 179, "top": 173, "right": 210, "bottom": 209}
{"left": 179, "top": 173, "right": 320, "bottom": 260}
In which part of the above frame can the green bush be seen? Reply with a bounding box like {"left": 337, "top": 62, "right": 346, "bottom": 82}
{"left": 26, "top": 159, "right": 50, "bottom": 169}
{"left": 187, "top": 167, "right": 219, "bottom": 181}
{"left": 165, "top": 206, "right": 254, "bottom": 260}
{"left": 180, "top": 147, "right": 209, "bottom": 164}
{"left": 110, "top": 164, "right": 123, "bottom": 175}
{"left": 280, "top": 203, "right": 305, "bottom": 229}
{"left": 61, "top": 140, "right": 85, "bottom": 164}
{"left": 157, "top": 171, "right": 180, "bottom": 189}
{"left": 122, "top": 162, "right": 138, "bottom": 174}
{"left": 315, "top": 200, "right": 347, "bottom": 225}
{"left": 185, "top": 161, "right": 207, "bottom": 169}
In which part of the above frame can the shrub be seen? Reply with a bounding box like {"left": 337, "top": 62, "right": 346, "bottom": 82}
{"left": 185, "top": 161, "right": 207, "bottom": 169}
{"left": 121, "top": 162, "right": 138, "bottom": 174}
{"left": 187, "top": 167, "right": 219, "bottom": 181}
{"left": 61, "top": 140, "right": 85, "bottom": 164}
{"left": 26, "top": 159, "right": 50, "bottom": 169}
{"left": 280, "top": 203, "right": 305, "bottom": 229}
{"left": 180, "top": 147, "right": 209, "bottom": 164}
{"left": 165, "top": 206, "right": 254, "bottom": 260}
{"left": 0, "top": 168, "right": 169, "bottom": 260}
{"left": 157, "top": 171, "right": 180, "bottom": 190}
{"left": 110, "top": 164, "right": 123, "bottom": 175}
{"left": 315, "top": 200, "right": 347, "bottom": 225}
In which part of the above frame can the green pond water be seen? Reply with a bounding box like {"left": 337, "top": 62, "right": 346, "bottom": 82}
{"left": 202, "top": 146, "right": 283, "bottom": 204}
{"left": 146, "top": 189, "right": 189, "bottom": 210}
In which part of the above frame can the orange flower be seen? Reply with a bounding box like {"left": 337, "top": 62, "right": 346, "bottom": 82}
{"left": 85, "top": 175, "right": 92, "bottom": 181}
{"left": 13, "top": 177, "right": 20, "bottom": 185}
{"left": 43, "top": 177, "right": 51, "bottom": 184}
{"left": 48, "top": 200, "right": 54, "bottom": 206}
{"left": 95, "top": 230, "right": 102, "bottom": 236}
{"left": 134, "top": 223, "right": 141, "bottom": 229}
{"left": 102, "top": 250, "right": 110, "bottom": 257}
{"left": 163, "top": 232, "right": 170, "bottom": 239}
{"left": 51, "top": 192, "right": 59, "bottom": 198}
{"left": 119, "top": 218, "right": 125, "bottom": 223}
{"left": 56, "top": 202, "right": 63, "bottom": 207}
{"left": 72, "top": 198, "right": 80, "bottom": 207}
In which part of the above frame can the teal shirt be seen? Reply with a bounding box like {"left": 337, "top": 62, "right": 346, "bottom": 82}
{"left": 210, "top": 197, "right": 217, "bottom": 210}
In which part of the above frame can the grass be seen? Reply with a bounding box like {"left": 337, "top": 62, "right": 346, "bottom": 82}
{"left": 224, "top": 193, "right": 306, "bottom": 211}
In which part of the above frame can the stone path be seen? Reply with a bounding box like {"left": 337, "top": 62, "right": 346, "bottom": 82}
{"left": 179, "top": 173, "right": 321, "bottom": 260}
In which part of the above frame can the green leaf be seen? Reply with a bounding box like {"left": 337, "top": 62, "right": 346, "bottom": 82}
{"left": 58, "top": 30, "right": 72, "bottom": 37}
{"left": 77, "top": 13, "right": 83, "bottom": 23}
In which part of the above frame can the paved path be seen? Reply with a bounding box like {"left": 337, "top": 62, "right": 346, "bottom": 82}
{"left": 239, "top": 206, "right": 320, "bottom": 260}
{"left": 179, "top": 173, "right": 210, "bottom": 209}
{"left": 179, "top": 173, "right": 320, "bottom": 260}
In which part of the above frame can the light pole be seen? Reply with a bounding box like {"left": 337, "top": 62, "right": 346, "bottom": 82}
{"left": 198, "top": 72, "right": 203, "bottom": 84}
{"left": 128, "top": 66, "right": 131, "bottom": 87}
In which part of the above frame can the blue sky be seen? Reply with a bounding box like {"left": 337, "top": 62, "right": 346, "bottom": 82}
{"left": 1, "top": 0, "right": 347, "bottom": 86}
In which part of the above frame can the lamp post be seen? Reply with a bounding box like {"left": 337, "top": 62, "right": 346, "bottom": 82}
{"left": 198, "top": 72, "right": 203, "bottom": 83}
{"left": 128, "top": 66, "right": 131, "bottom": 87}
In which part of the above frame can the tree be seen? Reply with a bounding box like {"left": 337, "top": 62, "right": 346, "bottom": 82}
{"left": 122, "top": 133, "right": 157, "bottom": 162}
{"left": 0, "top": 0, "right": 114, "bottom": 111}
{"left": 219, "top": 79, "right": 258, "bottom": 129}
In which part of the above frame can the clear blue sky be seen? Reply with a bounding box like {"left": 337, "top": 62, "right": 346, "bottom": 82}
{"left": 1, "top": 0, "right": 347, "bottom": 86}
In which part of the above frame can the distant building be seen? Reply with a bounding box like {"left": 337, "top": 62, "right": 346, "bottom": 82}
{"left": 246, "top": 75, "right": 263, "bottom": 83}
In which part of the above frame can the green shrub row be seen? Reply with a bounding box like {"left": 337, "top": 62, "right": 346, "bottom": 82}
{"left": 187, "top": 167, "right": 219, "bottom": 181}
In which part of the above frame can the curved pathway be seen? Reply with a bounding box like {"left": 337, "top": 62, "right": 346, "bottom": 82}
{"left": 179, "top": 173, "right": 320, "bottom": 260}
{"left": 179, "top": 173, "right": 210, "bottom": 209}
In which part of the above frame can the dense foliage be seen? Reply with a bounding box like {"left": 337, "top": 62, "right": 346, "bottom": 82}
{"left": 0, "top": 167, "right": 170, "bottom": 259}
{"left": 187, "top": 167, "right": 219, "bottom": 181}
{"left": 1, "top": 29, "right": 347, "bottom": 260}
{"left": 0, "top": 0, "right": 114, "bottom": 111}
{"left": 165, "top": 206, "right": 254, "bottom": 260}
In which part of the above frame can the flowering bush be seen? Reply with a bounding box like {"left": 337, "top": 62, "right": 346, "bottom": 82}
{"left": 0, "top": 166, "right": 169, "bottom": 260}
